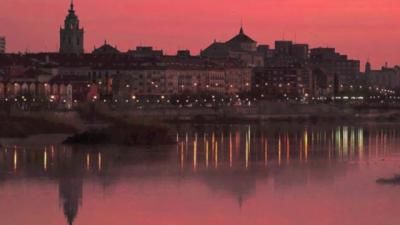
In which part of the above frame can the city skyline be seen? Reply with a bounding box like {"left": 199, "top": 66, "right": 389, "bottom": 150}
{"left": 2, "top": 2, "right": 400, "bottom": 225}
{"left": 1, "top": 0, "right": 399, "bottom": 68}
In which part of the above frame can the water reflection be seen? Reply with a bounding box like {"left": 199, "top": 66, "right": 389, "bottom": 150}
{"left": 58, "top": 157, "right": 83, "bottom": 225}
{"left": 175, "top": 125, "right": 377, "bottom": 169}
{"left": 1, "top": 124, "right": 400, "bottom": 225}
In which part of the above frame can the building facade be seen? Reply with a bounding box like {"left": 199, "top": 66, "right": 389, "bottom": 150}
{"left": 364, "top": 62, "right": 400, "bottom": 90}
{"left": 112, "top": 57, "right": 252, "bottom": 99}
{"left": 0, "top": 66, "right": 89, "bottom": 108}
{"left": 253, "top": 41, "right": 311, "bottom": 98}
{"left": 310, "top": 48, "right": 360, "bottom": 96}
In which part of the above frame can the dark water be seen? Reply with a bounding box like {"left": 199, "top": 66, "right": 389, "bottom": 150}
{"left": 1, "top": 123, "right": 400, "bottom": 225}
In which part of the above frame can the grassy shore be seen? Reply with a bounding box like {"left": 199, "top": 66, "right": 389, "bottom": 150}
{"left": 0, "top": 112, "right": 77, "bottom": 138}
{"left": 0, "top": 105, "right": 175, "bottom": 146}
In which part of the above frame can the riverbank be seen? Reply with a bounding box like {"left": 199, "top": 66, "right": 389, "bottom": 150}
{"left": 0, "top": 105, "right": 176, "bottom": 146}
{"left": 120, "top": 102, "right": 400, "bottom": 124}
{"left": 2, "top": 102, "right": 400, "bottom": 145}
{"left": 0, "top": 112, "right": 77, "bottom": 138}
{"left": 165, "top": 112, "right": 400, "bottom": 124}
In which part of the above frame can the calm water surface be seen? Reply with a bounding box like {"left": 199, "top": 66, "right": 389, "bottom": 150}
{"left": 1, "top": 123, "right": 400, "bottom": 225}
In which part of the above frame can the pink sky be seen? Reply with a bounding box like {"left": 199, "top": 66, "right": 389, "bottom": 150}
{"left": 1, "top": 0, "right": 399, "bottom": 68}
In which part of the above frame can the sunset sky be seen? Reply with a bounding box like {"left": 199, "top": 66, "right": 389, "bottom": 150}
{"left": 0, "top": 0, "right": 399, "bottom": 68}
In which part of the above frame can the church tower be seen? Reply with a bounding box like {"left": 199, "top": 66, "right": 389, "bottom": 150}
{"left": 60, "top": 0, "right": 84, "bottom": 54}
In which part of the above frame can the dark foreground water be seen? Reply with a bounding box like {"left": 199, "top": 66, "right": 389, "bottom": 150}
{"left": 1, "top": 123, "right": 400, "bottom": 225}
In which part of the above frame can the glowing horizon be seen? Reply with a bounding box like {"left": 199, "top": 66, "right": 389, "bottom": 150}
{"left": 1, "top": 0, "right": 399, "bottom": 68}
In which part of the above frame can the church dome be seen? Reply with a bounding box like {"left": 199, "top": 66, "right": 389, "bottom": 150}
{"left": 225, "top": 27, "right": 257, "bottom": 52}
{"left": 92, "top": 41, "right": 120, "bottom": 55}
{"left": 226, "top": 27, "right": 256, "bottom": 45}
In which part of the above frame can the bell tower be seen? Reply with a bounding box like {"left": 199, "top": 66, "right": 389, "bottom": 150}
{"left": 60, "top": 0, "right": 84, "bottom": 54}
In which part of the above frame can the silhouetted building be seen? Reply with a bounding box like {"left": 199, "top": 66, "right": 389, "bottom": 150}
{"left": 257, "top": 45, "right": 273, "bottom": 59}
{"left": 0, "top": 37, "right": 5, "bottom": 53}
{"left": 60, "top": 1, "right": 84, "bottom": 54}
{"left": 365, "top": 61, "right": 372, "bottom": 74}
{"left": 92, "top": 41, "right": 120, "bottom": 55}
{"left": 177, "top": 50, "right": 191, "bottom": 58}
{"left": 253, "top": 41, "right": 311, "bottom": 98}
{"left": 292, "top": 44, "right": 309, "bottom": 60}
{"left": 201, "top": 27, "right": 264, "bottom": 67}
{"left": 275, "top": 41, "right": 293, "bottom": 57}
{"left": 268, "top": 41, "right": 309, "bottom": 62}
{"left": 364, "top": 62, "right": 400, "bottom": 90}
{"left": 226, "top": 27, "right": 257, "bottom": 52}
{"left": 310, "top": 48, "right": 360, "bottom": 96}
{"left": 127, "top": 46, "right": 163, "bottom": 58}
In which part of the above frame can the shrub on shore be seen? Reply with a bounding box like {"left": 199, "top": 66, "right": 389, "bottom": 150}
{"left": 64, "top": 104, "right": 175, "bottom": 146}
{"left": 63, "top": 124, "right": 174, "bottom": 146}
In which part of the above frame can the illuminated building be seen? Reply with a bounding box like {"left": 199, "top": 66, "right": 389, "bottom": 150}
{"left": 253, "top": 41, "right": 312, "bottom": 98}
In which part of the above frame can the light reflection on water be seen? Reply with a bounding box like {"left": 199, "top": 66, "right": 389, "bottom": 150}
{"left": 1, "top": 124, "right": 400, "bottom": 225}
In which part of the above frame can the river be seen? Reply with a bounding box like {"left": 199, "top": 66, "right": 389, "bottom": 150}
{"left": 1, "top": 123, "right": 400, "bottom": 225}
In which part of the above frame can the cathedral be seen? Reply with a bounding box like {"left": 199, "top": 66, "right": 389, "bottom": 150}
{"left": 60, "top": 1, "right": 84, "bottom": 54}
{"left": 201, "top": 26, "right": 264, "bottom": 67}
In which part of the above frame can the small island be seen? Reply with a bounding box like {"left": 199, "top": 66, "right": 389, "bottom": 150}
{"left": 376, "top": 175, "right": 400, "bottom": 185}
{"left": 66, "top": 104, "right": 175, "bottom": 146}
